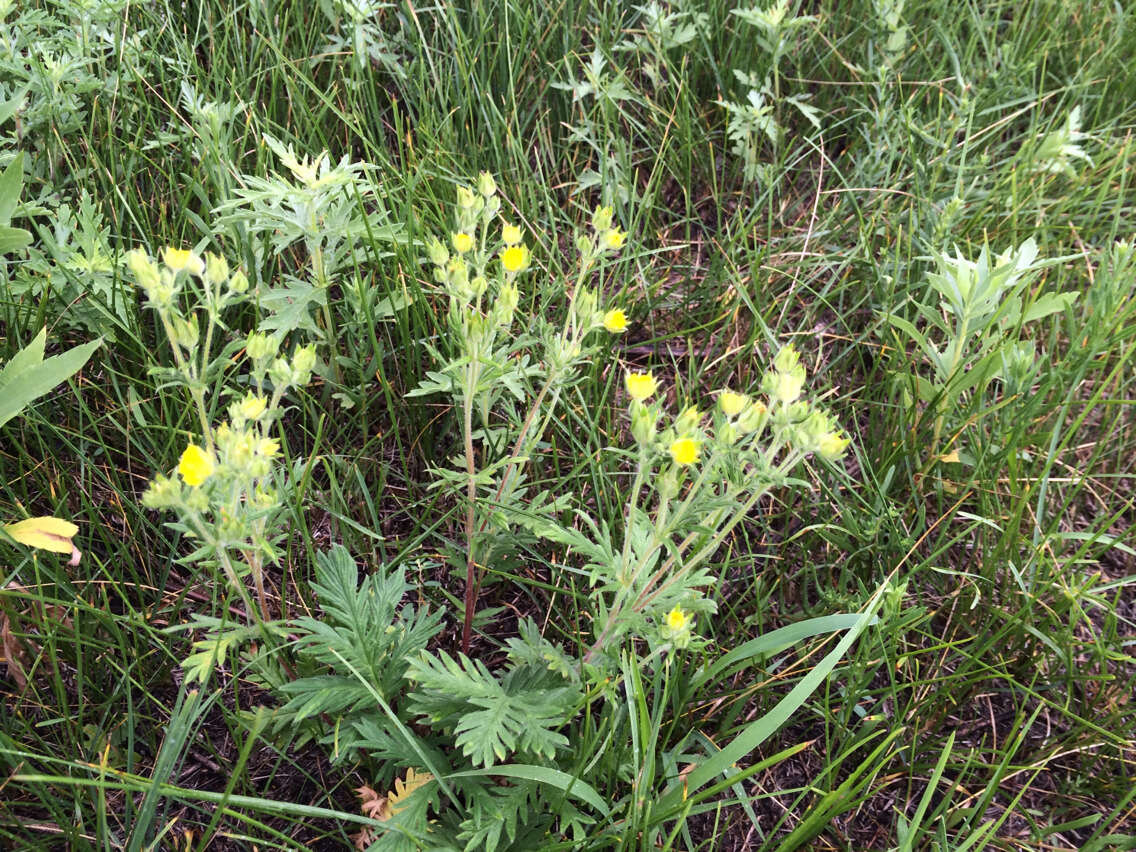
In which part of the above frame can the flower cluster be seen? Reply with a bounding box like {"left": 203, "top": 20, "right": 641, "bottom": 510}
{"left": 614, "top": 345, "right": 850, "bottom": 649}
{"left": 423, "top": 175, "right": 632, "bottom": 355}
{"left": 131, "top": 248, "right": 315, "bottom": 610}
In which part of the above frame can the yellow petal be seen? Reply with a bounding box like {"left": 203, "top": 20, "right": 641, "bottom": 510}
{"left": 3, "top": 516, "right": 79, "bottom": 554}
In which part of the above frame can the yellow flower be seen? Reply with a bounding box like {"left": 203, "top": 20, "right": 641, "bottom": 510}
{"left": 604, "top": 228, "right": 627, "bottom": 251}
{"left": 500, "top": 245, "right": 530, "bottom": 274}
{"left": 162, "top": 247, "right": 205, "bottom": 277}
{"left": 238, "top": 393, "right": 268, "bottom": 421}
{"left": 817, "top": 431, "right": 850, "bottom": 460}
{"left": 665, "top": 606, "right": 689, "bottom": 631}
{"left": 177, "top": 444, "right": 215, "bottom": 487}
{"left": 719, "top": 390, "right": 749, "bottom": 417}
{"left": 625, "top": 371, "right": 657, "bottom": 401}
{"left": 603, "top": 309, "right": 628, "bottom": 333}
{"left": 256, "top": 437, "right": 281, "bottom": 458}
{"left": 501, "top": 223, "right": 522, "bottom": 245}
{"left": 452, "top": 232, "right": 474, "bottom": 254}
{"left": 669, "top": 437, "right": 699, "bottom": 466}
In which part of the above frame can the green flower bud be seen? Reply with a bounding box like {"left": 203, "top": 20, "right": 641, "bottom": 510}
{"left": 127, "top": 249, "right": 161, "bottom": 293}
{"left": 630, "top": 399, "right": 657, "bottom": 446}
{"left": 292, "top": 344, "right": 318, "bottom": 377}
{"left": 268, "top": 357, "right": 292, "bottom": 388}
{"left": 673, "top": 405, "right": 701, "bottom": 436}
{"left": 427, "top": 237, "right": 450, "bottom": 267}
{"left": 246, "top": 331, "right": 278, "bottom": 363}
{"left": 765, "top": 370, "right": 805, "bottom": 405}
{"left": 454, "top": 184, "right": 477, "bottom": 209}
{"left": 171, "top": 313, "right": 200, "bottom": 350}
{"left": 735, "top": 400, "right": 767, "bottom": 433}
{"left": 204, "top": 252, "right": 229, "bottom": 286}
{"left": 227, "top": 269, "right": 249, "bottom": 294}
{"left": 592, "top": 205, "right": 614, "bottom": 233}
{"left": 477, "top": 171, "right": 497, "bottom": 197}
{"left": 772, "top": 344, "right": 802, "bottom": 375}
{"left": 141, "top": 474, "right": 182, "bottom": 510}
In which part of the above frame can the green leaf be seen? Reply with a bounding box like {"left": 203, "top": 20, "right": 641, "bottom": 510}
{"left": 449, "top": 765, "right": 609, "bottom": 817}
{"left": 0, "top": 331, "right": 102, "bottom": 429}
{"left": 657, "top": 598, "right": 879, "bottom": 816}
{"left": 1023, "top": 290, "right": 1079, "bottom": 324}
{"left": 259, "top": 279, "right": 326, "bottom": 336}
{"left": 0, "top": 88, "right": 27, "bottom": 127}
{"left": 0, "top": 151, "right": 25, "bottom": 225}
{"left": 691, "top": 613, "right": 874, "bottom": 690}
{"left": 0, "top": 225, "right": 32, "bottom": 254}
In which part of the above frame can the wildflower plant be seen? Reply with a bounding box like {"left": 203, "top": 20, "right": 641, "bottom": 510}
{"left": 216, "top": 134, "right": 404, "bottom": 362}
{"left": 267, "top": 299, "right": 864, "bottom": 848}
{"left": 408, "top": 174, "right": 630, "bottom": 653}
{"left": 884, "top": 238, "right": 1078, "bottom": 473}
{"left": 129, "top": 246, "right": 315, "bottom": 638}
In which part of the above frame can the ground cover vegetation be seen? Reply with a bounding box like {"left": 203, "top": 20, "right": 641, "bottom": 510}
{"left": 1, "top": 0, "right": 1134, "bottom": 849}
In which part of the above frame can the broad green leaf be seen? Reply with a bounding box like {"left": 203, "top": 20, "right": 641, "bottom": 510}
{"left": 1023, "top": 290, "right": 1079, "bottom": 324}
{"left": 0, "top": 334, "right": 102, "bottom": 429}
{"left": 0, "top": 225, "right": 32, "bottom": 254}
{"left": 0, "top": 151, "right": 25, "bottom": 224}
{"left": 258, "top": 279, "right": 325, "bottom": 336}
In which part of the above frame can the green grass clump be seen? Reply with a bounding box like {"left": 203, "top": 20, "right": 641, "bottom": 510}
{"left": 2, "top": 0, "right": 1134, "bottom": 849}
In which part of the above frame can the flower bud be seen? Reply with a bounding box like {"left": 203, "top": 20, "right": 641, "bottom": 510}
{"left": 227, "top": 269, "right": 249, "bottom": 294}
{"left": 141, "top": 474, "right": 182, "bottom": 509}
{"left": 817, "top": 430, "right": 850, "bottom": 460}
{"left": 592, "top": 205, "right": 614, "bottom": 233}
{"left": 238, "top": 393, "right": 268, "bottom": 422}
{"left": 292, "top": 344, "right": 317, "bottom": 378}
{"left": 772, "top": 344, "right": 802, "bottom": 375}
{"left": 673, "top": 405, "right": 701, "bottom": 435}
{"left": 456, "top": 184, "right": 478, "bottom": 210}
{"left": 477, "top": 171, "right": 497, "bottom": 197}
{"left": 268, "top": 357, "right": 292, "bottom": 388}
{"left": 204, "top": 252, "right": 229, "bottom": 286}
{"left": 127, "top": 249, "right": 161, "bottom": 293}
{"left": 246, "top": 331, "right": 278, "bottom": 363}
{"left": 718, "top": 390, "right": 749, "bottom": 417}
{"left": 630, "top": 399, "right": 657, "bottom": 446}
{"left": 171, "top": 313, "right": 200, "bottom": 350}
{"left": 735, "top": 400, "right": 767, "bottom": 433}
{"left": 427, "top": 237, "right": 450, "bottom": 267}
{"left": 766, "top": 370, "right": 805, "bottom": 405}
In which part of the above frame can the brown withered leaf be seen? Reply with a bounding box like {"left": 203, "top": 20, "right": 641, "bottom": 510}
{"left": 1, "top": 611, "right": 29, "bottom": 691}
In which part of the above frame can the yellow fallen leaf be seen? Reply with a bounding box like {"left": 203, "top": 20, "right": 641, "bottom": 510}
{"left": 938, "top": 450, "right": 960, "bottom": 464}
{"left": 3, "top": 516, "right": 81, "bottom": 563}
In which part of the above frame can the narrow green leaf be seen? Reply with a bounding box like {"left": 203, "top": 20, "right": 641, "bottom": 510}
{"left": 658, "top": 598, "right": 879, "bottom": 815}
{"left": 448, "top": 765, "right": 609, "bottom": 816}
{"left": 0, "top": 151, "right": 25, "bottom": 224}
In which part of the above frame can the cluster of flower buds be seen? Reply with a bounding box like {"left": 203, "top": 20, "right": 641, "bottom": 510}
{"left": 127, "top": 247, "right": 249, "bottom": 315}
{"left": 761, "top": 345, "right": 849, "bottom": 460}
{"left": 576, "top": 205, "right": 628, "bottom": 264}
